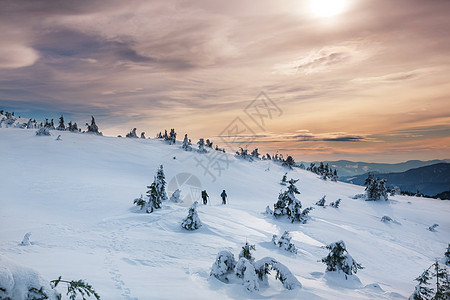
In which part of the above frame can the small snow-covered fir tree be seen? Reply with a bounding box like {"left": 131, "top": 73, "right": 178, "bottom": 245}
{"left": 141, "top": 132, "right": 146, "bottom": 139}
{"left": 133, "top": 194, "right": 146, "bottom": 210}
{"left": 57, "top": 116, "right": 65, "bottom": 130}
{"left": 126, "top": 128, "right": 138, "bottom": 138}
{"left": 182, "top": 134, "right": 192, "bottom": 151}
{"left": 428, "top": 224, "right": 439, "bottom": 232}
{"left": 272, "top": 231, "right": 297, "bottom": 254}
{"left": 210, "top": 250, "right": 236, "bottom": 282}
{"left": 273, "top": 179, "right": 313, "bottom": 223}
{"left": 239, "top": 259, "right": 259, "bottom": 292}
{"left": 433, "top": 261, "right": 449, "bottom": 299}
{"left": 146, "top": 181, "right": 160, "bottom": 213}
{"left": 321, "top": 240, "right": 363, "bottom": 278}
{"left": 251, "top": 148, "right": 260, "bottom": 160}
{"left": 329, "top": 198, "right": 341, "bottom": 208}
{"left": 86, "top": 116, "right": 102, "bottom": 135}
{"left": 155, "top": 165, "right": 168, "bottom": 202}
{"left": 316, "top": 195, "right": 326, "bottom": 206}
{"left": 19, "top": 232, "right": 32, "bottom": 246}
{"left": 181, "top": 201, "right": 202, "bottom": 230}
{"left": 364, "top": 173, "right": 389, "bottom": 201}
{"left": 239, "top": 242, "right": 256, "bottom": 262}
{"left": 197, "top": 138, "right": 207, "bottom": 153}
{"left": 410, "top": 266, "right": 433, "bottom": 300}
{"left": 281, "top": 156, "right": 295, "bottom": 169}
{"left": 280, "top": 173, "right": 288, "bottom": 186}
{"left": 169, "top": 189, "right": 182, "bottom": 203}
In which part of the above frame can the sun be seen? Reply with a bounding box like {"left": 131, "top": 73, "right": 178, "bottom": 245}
{"left": 309, "top": 0, "right": 348, "bottom": 18}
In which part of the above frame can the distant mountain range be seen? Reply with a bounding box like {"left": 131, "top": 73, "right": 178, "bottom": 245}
{"left": 340, "top": 163, "right": 450, "bottom": 197}
{"left": 297, "top": 159, "right": 450, "bottom": 177}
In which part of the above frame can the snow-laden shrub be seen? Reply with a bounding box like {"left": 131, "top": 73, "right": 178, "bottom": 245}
{"left": 321, "top": 241, "right": 363, "bottom": 278}
{"left": 19, "top": 232, "right": 31, "bottom": 246}
{"left": 170, "top": 189, "right": 182, "bottom": 203}
{"left": 239, "top": 242, "right": 256, "bottom": 262}
{"left": 381, "top": 216, "right": 393, "bottom": 223}
{"left": 253, "top": 257, "right": 302, "bottom": 290}
{"left": 272, "top": 231, "right": 297, "bottom": 254}
{"left": 36, "top": 128, "right": 50, "bottom": 136}
{"left": 210, "top": 250, "right": 236, "bottom": 282}
{"left": 181, "top": 201, "right": 202, "bottom": 230}
{"left": 211, "top": 244, "right": 301, "bottom": 292}
{"left": 428, "top": 224, "right": 439, "bottom": 232}
{"left": 316, "top": 195, "right": 326, "bottom": 207}
{"left": 329, "top": 199, "right": 341, "bottom": 208}
{"left": 0, "top": 255, "right": 60, "bottom": 300}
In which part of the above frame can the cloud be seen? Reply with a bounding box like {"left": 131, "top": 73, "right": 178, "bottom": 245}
{"left": 0, "top": 44, "right": 39, "bottom": 69}
{"left": 353, "top": 69, "right": 429, "bottom": 84}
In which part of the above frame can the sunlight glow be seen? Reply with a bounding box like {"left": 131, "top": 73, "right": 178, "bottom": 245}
{"left": 310, "top": 0, "right": 348, "bottom": 18}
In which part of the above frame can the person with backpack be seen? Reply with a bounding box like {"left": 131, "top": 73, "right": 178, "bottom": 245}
{"left": 221, "top": 190, "right": 227, "bottom": 205}
{"left": 201, "top": 190, "right": 209, "bottom": 205}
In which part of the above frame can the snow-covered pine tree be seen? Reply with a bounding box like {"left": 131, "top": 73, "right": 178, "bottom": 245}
{"left": 166, "top": 128, "right": 176, "bottom": 144}
{"left": 210, "top": 251, "right": 236, "bottom": 282}
{"left": 140, "top": 132, "right": 146, "bottom": 139}
{"left": 272, "top": 231, "right": 297, "bottom": 254}
{"left": 57, "top": 116, "right": 65, "bottom": 130}
{"left": 197, "top": 138, "right": 207, "bottom": 153}
{"left": 282, "top": 156, "right": 295, "bottom": 169}
{"left": 155, "top": 165, "right": 167, "bottom": 201}
{"left": 273, "top": 179, "right": 313, "bottom": 223}
{"left": 433, "top": 261, "right": 449, "bottom": 299}
{"left": 205, "top": 139, "right": 213, "bottom": 148}
{"left": 316, "top": 195, "right": 326, "bottom": 206}
{"left": 86, "top": 116, "right": 102, "bottom": 135}
{"left": 364, "top": 173, "right": 388, "bottom": 201}
{"left": 181, "top": 201, "right": 202, "bottom": 230}
{"left": 410, "top": 261, "right": 450, "bottom": 300}
{"left": 169, "top": 189, "right": 182, "bottom": 203}
{"left": 133, "top": 194, "right": 146, "bottom": 210}
{"left": 280, "top": 173, "right": 288, "bottom": 186}
{"left": 410, "top": 266, "right": 433, "bottom": 300}
{"left": 235, "top": 147, "right": 251, "bottom": 160}
{"left": 329, "top": 198, "right": 342, "bottom": 208}
{"left": 126, "top": 128, "right": 138, "bottom": 138}
{"left": 239, "top": 242, "right": 256, "bottom": 262}
{"left": 236, "top": 258, "right": 259, "bottom": 292}
{"left": 321, "top": 241, "right": 363, "bottom": 278}
{"left": 182, "top": 134, "right": 192, "bottom": 151}
{"left": 251, "top": 148, "right": 260, "bottom": 160}
{"left": 146, "top": 180, "right": 161, "bottom": 213}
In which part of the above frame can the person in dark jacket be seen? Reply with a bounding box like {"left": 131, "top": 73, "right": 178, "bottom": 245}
{"left": 221, "top": 190, "right": 227, "bottom": 205}
{"left": 201, "top": 190, "right": 209, "bottom": 205}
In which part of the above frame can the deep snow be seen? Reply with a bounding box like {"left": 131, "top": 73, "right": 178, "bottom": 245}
{"left": 0, "top": 127, "right": 449, "bottom": 299}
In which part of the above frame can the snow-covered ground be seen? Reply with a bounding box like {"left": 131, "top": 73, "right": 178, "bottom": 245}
{"left": 0, "top": 127, "right": 448, "bottom": 299}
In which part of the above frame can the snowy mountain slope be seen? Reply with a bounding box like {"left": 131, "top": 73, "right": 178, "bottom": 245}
{"left": 0, "top": 127, "right": 449, "bottom": 299}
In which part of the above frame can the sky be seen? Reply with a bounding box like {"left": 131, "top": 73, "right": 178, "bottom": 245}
{"left": 0, "top": 0, "right": 449, "bottom": 163}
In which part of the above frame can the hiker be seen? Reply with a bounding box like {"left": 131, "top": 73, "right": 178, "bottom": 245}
{"left": 221, "top": 190, "right": 227, "bottom": 205}
{"left": 201, "top": 190, "right": 209, "bottom": 205}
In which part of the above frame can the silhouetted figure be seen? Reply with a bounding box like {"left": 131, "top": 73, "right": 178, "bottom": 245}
{"left": 201, "top": 190, "right": 209, "bottom": 205}
{"left": 221, "top": 190, "right": 227, "bottom": 205}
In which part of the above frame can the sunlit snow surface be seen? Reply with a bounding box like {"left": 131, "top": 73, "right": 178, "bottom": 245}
{"left": 0, "top": 127, "right": 448, "bottom": 299}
